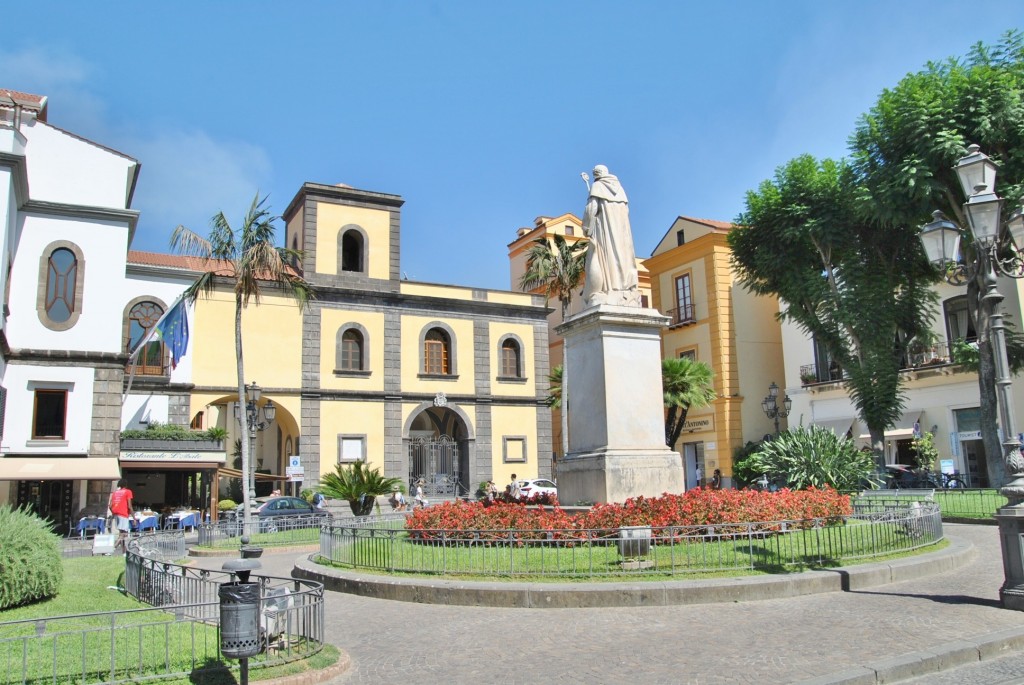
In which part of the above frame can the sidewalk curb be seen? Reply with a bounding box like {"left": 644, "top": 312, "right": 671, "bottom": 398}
{"left": 794, "top": 625, "right": 1024, "bottom": 684}
{"left": 290, "top": 534, "right": 973, "bottom": 609}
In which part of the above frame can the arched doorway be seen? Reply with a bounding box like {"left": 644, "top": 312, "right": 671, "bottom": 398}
{"left": 406, "top": 403, "right": 471, "bottom": 498}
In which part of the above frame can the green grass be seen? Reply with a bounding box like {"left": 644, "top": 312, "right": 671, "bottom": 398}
{"left": 0, "top": 556, "right": 331, "bottom": 685}
{"left": 933, "top": 489, "right": 1007, "bottom": 519}
{"left": 319, "top": 519, "right": 944, "bottom": 580}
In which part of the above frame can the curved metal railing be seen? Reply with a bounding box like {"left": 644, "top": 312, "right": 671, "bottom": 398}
{"left": 0, "top": 529, "right": 324, "bottom": 685}
{"left": 317, "top": 502, "right": 943, "bottom": 577}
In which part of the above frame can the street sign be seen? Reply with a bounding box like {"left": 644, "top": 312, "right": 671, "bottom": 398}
{"left": 286, "top": 466, "right": 304, "bottom": 477}
{"left": 288, "top": 455, "right": 301, "bottom": 469}
{"left": 287, "top": 475, "right": 303, "bottom": 483}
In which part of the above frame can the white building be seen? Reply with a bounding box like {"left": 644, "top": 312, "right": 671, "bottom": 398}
{"left": 782, "top": 276, "right": 1024, "bottom": 487}
{"left": 0, "top": 89, "right": 203, "bottom": 531}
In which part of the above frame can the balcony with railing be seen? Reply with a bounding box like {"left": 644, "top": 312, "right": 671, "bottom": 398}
{"left": 799, "top": 339, "right": 965, "bottom": 387}
{"left": 667, "top": 303, "right": 696, "bottom": 328}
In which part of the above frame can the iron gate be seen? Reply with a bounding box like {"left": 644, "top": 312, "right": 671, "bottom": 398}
{"left": 409, "top": 435, "right": 461, "bottom": 498}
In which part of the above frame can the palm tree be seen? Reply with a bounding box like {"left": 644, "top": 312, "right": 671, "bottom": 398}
{"left": 520, "top": 234, "right": 587, "bottom": 459}
{"left": 170, "top": 193, "right": 312, "bottom": 526}
{"left": 546, "top": 365, "right": 563, "bottom": 408}
{"left": 318, "top": 462, "right": 404, "bottom": 516}
{"left": 663, "top": 357, "right": 717, "bottom": 448}
{"left": 518, "top": 234, "right": 587, "bottom": 319}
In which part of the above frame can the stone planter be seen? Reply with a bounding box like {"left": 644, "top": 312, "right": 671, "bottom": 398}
{"left": 120, "top": 438, "right": 224, "bottom": 451}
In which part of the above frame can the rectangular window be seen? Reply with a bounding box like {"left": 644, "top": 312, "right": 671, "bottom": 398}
{"left": 338, "top": 435, "right": 366, "bottom": 463}
{"left": 425, "top": 340, "right": 448, "bottom": 374}
{"left": 677, "top": 229, "right": 685, "bottom": 246}
{"left": 501, "top": 347, "right": 519, "bottom": 377}
{"left": 33, "top": 389, "right": 67, "bottom": 439}
{"left": 675, "top": 274, "right": 694, "bottom": 324}
{"left": 190, "top": 411, "right": 204, "bottom": 430}
{"left": 340, "top": 338, "right": 360, "bottom": 370}
{"left": 503, "top": 436, "right": 527, "bottom": 463}
{"left": 679, "top": 350, "right": 696, "bottom": 361}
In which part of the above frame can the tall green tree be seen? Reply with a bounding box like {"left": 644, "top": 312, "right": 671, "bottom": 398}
{"left": 662, "top": 357, "right": 717, "bottom": 448}
{"left": 520, "top": 234, "right": 588, "bottom": 459}
{"left": 849, "top": 29, "right": 1024, "bottom": 485}
{"left": 729, "top": 156, "right": 937, "bottom": 466}
{"left": 171, "top": 194, "right": 313, "bottom": 525}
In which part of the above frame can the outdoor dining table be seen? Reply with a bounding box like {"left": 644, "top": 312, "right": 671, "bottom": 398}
{"left": 164, "top": 510, "right": 199, "bottom": 530}
{"left": 76, "top": 516, "right": 105, "bottom": 537}
{"left": 132, "top": 512, "right": 159, "bottom": 531}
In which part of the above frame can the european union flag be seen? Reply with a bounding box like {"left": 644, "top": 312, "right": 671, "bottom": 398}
{"left": 154, "top": 299, "right": 190, "bottom": 369}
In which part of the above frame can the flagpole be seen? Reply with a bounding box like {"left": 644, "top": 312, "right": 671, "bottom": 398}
{"left": 122, "top": 295, "right": 187, "bottom": 401}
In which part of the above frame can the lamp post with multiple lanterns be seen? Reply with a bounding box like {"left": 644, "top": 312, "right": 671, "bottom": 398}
{"left": 234, "top": 381, "right": 276, "bottom": 525}
{"left": 918, "top": 144, "right": 1024, "bottom": 610}
{"left": 761, "top": 382, "right": 792, "bottom": 437}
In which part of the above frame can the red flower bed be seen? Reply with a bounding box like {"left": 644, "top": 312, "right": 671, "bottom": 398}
{"left": 405, "top": 487, "right": 851, "bottom": 542}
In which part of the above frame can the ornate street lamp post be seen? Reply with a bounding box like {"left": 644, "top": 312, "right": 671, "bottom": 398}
{"left": 761, "top": 381, "right": 792, "bottom": 437}
{"left": 234, "top": 381, "right": 276, "bottom": 521}
{"left": 918, "top": 144, "right": 1024, "bottom": 610}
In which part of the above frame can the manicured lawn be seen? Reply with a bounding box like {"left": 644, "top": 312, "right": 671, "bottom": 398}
{"left": 0, "top": 554, "right": 333, "bottom": 685}
{"left": 933, "top": 489, "right": 1007, "bottom": 519}
{"left": 321, "top": 517, "right": 942, "bottom": 579}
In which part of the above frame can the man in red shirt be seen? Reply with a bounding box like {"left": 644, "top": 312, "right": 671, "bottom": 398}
{"left": 108, "top": 479, "right": 134, "bottom": 553}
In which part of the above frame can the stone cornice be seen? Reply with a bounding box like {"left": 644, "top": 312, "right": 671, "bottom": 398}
{"left": 7, "top": 348, "right": 129, "bottom": 367}
{"left": 22, "top": 199, "right": 139, "bottom": 233}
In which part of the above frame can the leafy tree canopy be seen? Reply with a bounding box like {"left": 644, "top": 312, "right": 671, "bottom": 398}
{"left": 729, "top": 155, "right": 936, "bottom": 444}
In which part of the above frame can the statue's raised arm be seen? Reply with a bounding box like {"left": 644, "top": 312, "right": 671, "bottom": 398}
{"left": 581, "top": 165, "right": 641, "bottom": 307}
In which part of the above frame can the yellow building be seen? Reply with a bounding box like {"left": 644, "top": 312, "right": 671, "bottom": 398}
{"left": 263, "top": 182, "right": 554, "bottom": 496}
{"left": 643, "top": 216, "right": 784, "bottom": 488}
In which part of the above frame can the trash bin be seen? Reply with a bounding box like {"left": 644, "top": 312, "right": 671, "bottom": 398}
{"left": 219, "top": 581, "right": 262, "bottom": 659}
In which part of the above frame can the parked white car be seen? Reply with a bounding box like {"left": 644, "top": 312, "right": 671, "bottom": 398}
{"left": 517, "top": 478, "right": 557, "bottom": 498}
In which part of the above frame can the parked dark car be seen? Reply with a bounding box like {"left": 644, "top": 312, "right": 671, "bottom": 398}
{"left": 244, "top": 496, "right": 325, "bottom": 532}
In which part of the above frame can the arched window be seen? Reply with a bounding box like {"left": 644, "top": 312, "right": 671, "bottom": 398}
{"left": 424, "top": 328, "right": 451, "bottom": 375}
{"left": 127, "top": 300, "right": 166, "bottom": 375}
{"left": 46, "top": 248, "right": 77, "bottom": 323}
{"left": 335, "top": 323, "right": 370, "bottom": 374}
{"left": 500, "top": 338, "right": 522, "bottom": 378}
{"left": 341, "top": 230, "right": 363, "bottom": 272}
{"left": 340, "top": 329, "right": 363, "bottom": 370}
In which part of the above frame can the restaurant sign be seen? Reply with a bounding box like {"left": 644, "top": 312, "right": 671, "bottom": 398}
{"left": 682, "top": 415, "right": 715, "bottom": 433}
{"left": 120, "top": 451, "right": 227, "bottom": 463}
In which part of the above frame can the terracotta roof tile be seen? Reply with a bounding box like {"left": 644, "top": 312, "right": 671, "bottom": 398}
{"left": 127, "top": 250, "right": 301, "bottom": 278}
{"left": 0, "top": 88, "right": 45, "bottom": 107}
{"left": 678, "top": 216, "right": 734, "bottom": 230}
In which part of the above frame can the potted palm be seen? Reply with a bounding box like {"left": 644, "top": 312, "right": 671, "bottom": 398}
{"left": 318, "top": 462, "right": 404, "bottom": 516}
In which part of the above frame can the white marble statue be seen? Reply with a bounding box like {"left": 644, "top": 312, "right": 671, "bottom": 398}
{"left": 580, "top": 165, "right": 641, "bottom": 307}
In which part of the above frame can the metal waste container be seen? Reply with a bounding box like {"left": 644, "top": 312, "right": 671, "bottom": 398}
{"left": 219, "top": 581, "right": 262, "bottom": 658}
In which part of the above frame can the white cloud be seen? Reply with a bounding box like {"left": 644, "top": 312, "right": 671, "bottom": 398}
{"left": 128, "top": 130, "right": 273, "bottom": 248}
{"left": 0, "top": 47, "right": 275, "bottom": 251}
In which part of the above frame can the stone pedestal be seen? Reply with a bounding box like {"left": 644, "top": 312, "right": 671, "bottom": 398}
{"left": 996, "top": 504, "right": 1024, "bottom": 610}
{"left": 555, "top": 304, "right": 684, "bottom": 505}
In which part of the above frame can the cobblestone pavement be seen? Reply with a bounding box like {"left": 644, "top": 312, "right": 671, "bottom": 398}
{"left": 195, "top": 523, "right": 1024, "bottom": 684}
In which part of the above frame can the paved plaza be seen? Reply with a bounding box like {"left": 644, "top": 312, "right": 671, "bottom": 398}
{"left": 194, "top": 523, "right": 1024, "bottom": 684}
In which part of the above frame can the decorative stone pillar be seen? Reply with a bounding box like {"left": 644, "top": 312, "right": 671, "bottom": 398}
{"left": 555, "top": 304, "right": 684, "bottom": 505}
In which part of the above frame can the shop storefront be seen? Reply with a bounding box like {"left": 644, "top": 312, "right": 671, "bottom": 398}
{"left": 3, "top": 456, "right": 122, "bottom": 534}
{"left": 119, "top": 443, "right": 226, "bottom": 523}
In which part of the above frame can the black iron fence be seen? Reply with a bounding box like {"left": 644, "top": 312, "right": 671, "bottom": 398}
{"left": 316, "top": 503, "right": 943, "bottom": 578}
{"left": 0, "top": 530, "right": 325, "bottom": 685}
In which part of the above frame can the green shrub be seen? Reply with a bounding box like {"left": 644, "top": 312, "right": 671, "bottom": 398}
{"left": 742, "top": 426, "right": 876, "bottom": 491}
{"left": 217, "top": 499, "right": 237, "bottom": 511}
{"left": 0, "top": 505, "right": 64, "bottom": 609}
{"left": 120, "top": 422, "right": 226, "bottom": 441}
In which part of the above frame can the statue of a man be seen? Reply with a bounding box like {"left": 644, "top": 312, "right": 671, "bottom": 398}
{"left": 581, "top": 165, "right": 641, "bottom": 307}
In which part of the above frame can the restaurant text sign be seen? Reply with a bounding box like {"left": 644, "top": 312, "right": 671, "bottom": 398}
{"left": 120, "top": 451, "right": 226, "bottom": 463}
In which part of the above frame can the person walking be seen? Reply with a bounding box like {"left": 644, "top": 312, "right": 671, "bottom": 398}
{"left": 414, "top": 478, "right": 428, "bottom": 509}
{"left": 108, "top": 479, "right": 134, "bottom": 554}
{"left": 694, "top": 465, "right": 703, "bottom": 489}
{"left": 508, "top": 474, "right": 522, "bottom": 501}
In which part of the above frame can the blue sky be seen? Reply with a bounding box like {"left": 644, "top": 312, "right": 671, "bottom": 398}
{"left": 2, "top": 3, "right": 1019, "bottom": 291}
